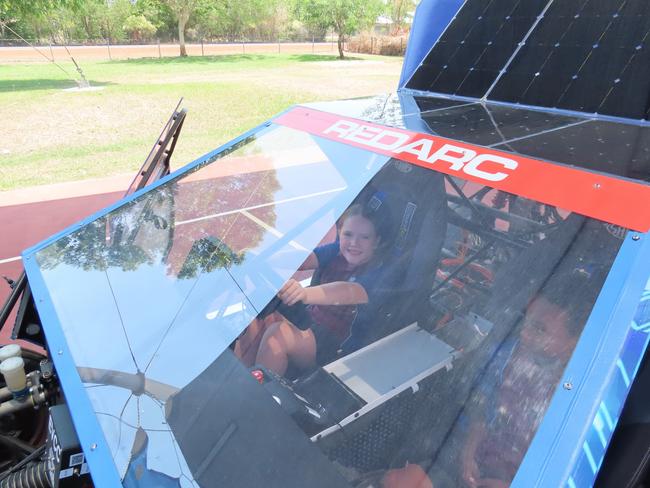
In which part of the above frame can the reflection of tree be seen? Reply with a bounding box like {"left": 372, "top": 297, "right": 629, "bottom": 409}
{"left": 360, "top": 94, "right": 403, "bottom": 127}
{"left": 165, "top": 159, "right": 281, "bottom": 278}
{"left": 37, "top": 217, "right": 152, "bottom": 272}
{"left": 37, "top": 186, "right": 175, "bottom": 273}
{"left": 37, "top": 145, "right": 282, "bottom": 282}
{"left": 177, "top": 237, "right": 244, "bottom": 279}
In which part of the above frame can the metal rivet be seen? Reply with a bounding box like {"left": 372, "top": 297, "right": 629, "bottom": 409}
{"left": 593, "top": 183, "right": 601, "bottom": 189}
{"left": 563, "top": 382, "right": 573, "bottom": 390}
{"left": 90, "top": 443, "right": 97, "bottom": 451}
{"left": 57, "top": 350, "right": 63, "bottom": 355}
{"left": 632, "top": 235, "right": 641, "bottom": 241}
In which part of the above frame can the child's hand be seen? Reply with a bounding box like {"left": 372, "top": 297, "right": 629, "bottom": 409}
{"left": 476, "top": 478, "right": 509, "bottom": 488}
{"left": 278, "top": 279, "right": 309, "bottom": 306}
{"left": 461, "top": 454, "right": 480, "bottom": 488}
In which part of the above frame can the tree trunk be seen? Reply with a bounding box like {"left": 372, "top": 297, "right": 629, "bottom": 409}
{"left": 337, "top": 32, "right": 344, "bottom": 59}
{"left": 178, "top": 14, "right": 189, "bottom": 57}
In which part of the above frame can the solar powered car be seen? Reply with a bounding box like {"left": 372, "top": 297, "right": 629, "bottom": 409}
{"left": 2, "top": 1, "right": 650, "bottom": 487}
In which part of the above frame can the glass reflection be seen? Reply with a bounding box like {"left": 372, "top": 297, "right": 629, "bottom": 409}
{"left": 34, "top": 125, "right": 388, "bottom": 485}
{"left": 33, "top": 124, "right": 624, "bottom": 487}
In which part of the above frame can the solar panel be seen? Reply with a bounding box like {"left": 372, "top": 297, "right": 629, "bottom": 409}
{"left": 403, "top": 94, "right": 650, "bottom": 183}
{"left": 411, "top": 100, "right": 582, "bottom": 146}
{"left": 406, "top": 0, "right": 548, "bottom": 97}
{"left": 406, "top": 0, "right": 650, "bottom": 121}
{"left": 496, "top": 119, "right": 650, "bottom": 181}
{"left": 491, "top": 0, "right": 650, "bottom": 119}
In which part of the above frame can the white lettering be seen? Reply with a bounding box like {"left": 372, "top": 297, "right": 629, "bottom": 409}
{"left": 395, "top": 139, "right": 434, "bottom": 161}
{"left": 323, "top": 120, "right": 359, "bottom": 137}
{"left": 368, "top": 130, "right": 411, "bottom": 150}
{"left": 345, "top": 125, "right": 383, "bottom": 144}
{"left": 464, "top": 154, "right": 518, "bottom": 182}
{"left": 426, "top": 143, "right": 477, "bottom": 170}
{"left": 321, "top": 119, "right": 518, "bottom": 182}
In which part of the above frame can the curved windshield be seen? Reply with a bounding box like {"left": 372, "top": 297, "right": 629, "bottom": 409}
{"left": 32, "top": 123, "right": 624, "bottom": 487}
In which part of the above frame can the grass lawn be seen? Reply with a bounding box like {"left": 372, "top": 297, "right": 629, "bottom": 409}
{"left": 0, "top": 53, "right": 402, "bottom": 191}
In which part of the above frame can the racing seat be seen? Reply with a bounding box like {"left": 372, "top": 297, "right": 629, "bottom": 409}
{"left": 289, "top": 161, "right": 448, "bottom": 472}
{"left": 317, "top": 159, "right": 448, "bottom": 355}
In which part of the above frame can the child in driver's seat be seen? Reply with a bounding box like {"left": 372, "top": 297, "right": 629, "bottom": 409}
{"left": 236, "top": 203, "right": 389, "bottom": 376}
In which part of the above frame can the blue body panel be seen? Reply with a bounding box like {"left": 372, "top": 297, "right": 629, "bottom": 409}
{"left": 513, "top": 232, "right": 650, "bottom": 487}
{"left": 398, "top": 0, "right": 465, "bottom": 88}
{"left": 566, "top": 281, "right": 650, "bottom": 487}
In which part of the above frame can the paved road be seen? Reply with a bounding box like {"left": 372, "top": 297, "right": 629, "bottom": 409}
{"left": 0, "top": 175, "right": 131, "bottom": 350}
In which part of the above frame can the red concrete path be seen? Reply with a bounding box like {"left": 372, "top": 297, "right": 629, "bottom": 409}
{"left": 0, "top": 174, "right": 132, "bottom": 350}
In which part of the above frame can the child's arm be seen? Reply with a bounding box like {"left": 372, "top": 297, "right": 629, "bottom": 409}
{"left": 268, "top": 250, "right": 319, "bottom": 271}
{"left": 461, "top": 422, "right": 485, "bottom": 488}
{"left": 278, "top": 279, "right": 368, "bottom": 306}
{"left": 297, "top": 252, "right": 319, "bottom": 271}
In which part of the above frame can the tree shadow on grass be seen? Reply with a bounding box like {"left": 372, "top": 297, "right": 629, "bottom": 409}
{"left": 0, "top": 79, "right": 113, "bottom": 92}
{"left": 113, "top": 54, "right": 271, "bottom": 65}
{"left": 106, "top": 53, "right": 364, "bottom": 66}
{"left": 292, "top": 54, "right": 363, "bottom": 62}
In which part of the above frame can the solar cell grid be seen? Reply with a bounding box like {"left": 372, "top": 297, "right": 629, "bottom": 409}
{"left": 406, "top": 0, "right": 546, "bottom": 95}
{"left": 484, "top": 0, "right": 650, "bottom": 119}
{"left": 411, "top": 100, "right": 582, "bottom": 147}
{"left": 500, "top": 120, "right": 650, "bottom": 181}
{"left": 412, "top": 97, "right": 469, "bottom": 113}
{"left": 406, "top": 0, "right": 650, "bottom": 121}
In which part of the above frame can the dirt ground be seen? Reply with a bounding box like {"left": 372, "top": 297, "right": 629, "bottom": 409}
{"left": 0, "top": 42, "right": 338, "bottom": 63}
{"left": 0, "top": 50, "right": 402, "bottom": 191}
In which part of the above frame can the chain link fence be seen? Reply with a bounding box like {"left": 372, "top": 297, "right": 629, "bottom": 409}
{"left": 0, "top": 34, "right": 347, "bottom": 62}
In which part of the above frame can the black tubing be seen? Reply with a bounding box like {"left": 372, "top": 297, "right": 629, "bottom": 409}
{"left": 0, "top": 462, "right": 50, "bottom": 488}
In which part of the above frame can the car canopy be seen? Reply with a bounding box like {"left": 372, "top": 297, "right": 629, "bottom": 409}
{"left": 24, "top": 97, "right": 650, "bottom": 488}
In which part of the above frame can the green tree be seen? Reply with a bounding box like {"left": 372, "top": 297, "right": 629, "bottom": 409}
{"left": 76, "top": 0, "right": 107, "bottom": 40}
{"left": 99, "top": 0, "right": 134, "bottom": 43}
{"left": 294, "top": 0, "right": 383, "bottom": 59}
{"left": 123, "top": 14, "right": 157, "bottom": 41}
{"left": 164, "top": 0, "right": 199, "bottom": 56}
{"left": 385, "top": 0, "right": 417, "bottom": 34}
{"left": 0, "top": 0, "right": 80, "bottom": 40}
{"left": 133, "top": 0, "right": 175, "bottom": 41}
{"left": 192, "top": 0, "right": 228, "bottom": 40}
{"left": 193, "top": 0, "right": 291, "bottom": 42}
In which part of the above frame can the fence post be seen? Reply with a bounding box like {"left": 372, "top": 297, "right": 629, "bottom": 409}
{"left": 278, "top": 35, "right": 281, "bottom": 54}
{"left": 312, "top": 36, "right": 315, "bottom": 54}
{"left": 201, "top": 39, "right": 204, "bottom": 56}
{"left": 242, "top": 40, "right": 245, "bottom": 54}
{"left": 49, "top": 43, "right": 54, "bottom": 60}
{"left": 107, "top": 38, "right": 112, "bottom": 61}
{"left": 158, "top": 38, "right": 161, "bottom": 58}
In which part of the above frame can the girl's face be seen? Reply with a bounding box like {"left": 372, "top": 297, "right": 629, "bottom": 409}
{"left": 338, "top": 214, "right": 380, "bottom": 267}
{"left": 520, "top": 297, "right": 574, "bottom": 357}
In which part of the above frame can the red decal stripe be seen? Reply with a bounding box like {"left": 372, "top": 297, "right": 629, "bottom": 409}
{"left": 275, "top": 106, "right": 650, "bottom": 232}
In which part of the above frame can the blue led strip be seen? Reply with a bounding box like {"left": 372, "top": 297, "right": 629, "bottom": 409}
{"left": 512, "top": 231, "right": 650, "bottom": 487}
{"left": 566, "top": 283, "right": 650, "bottom": 487}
